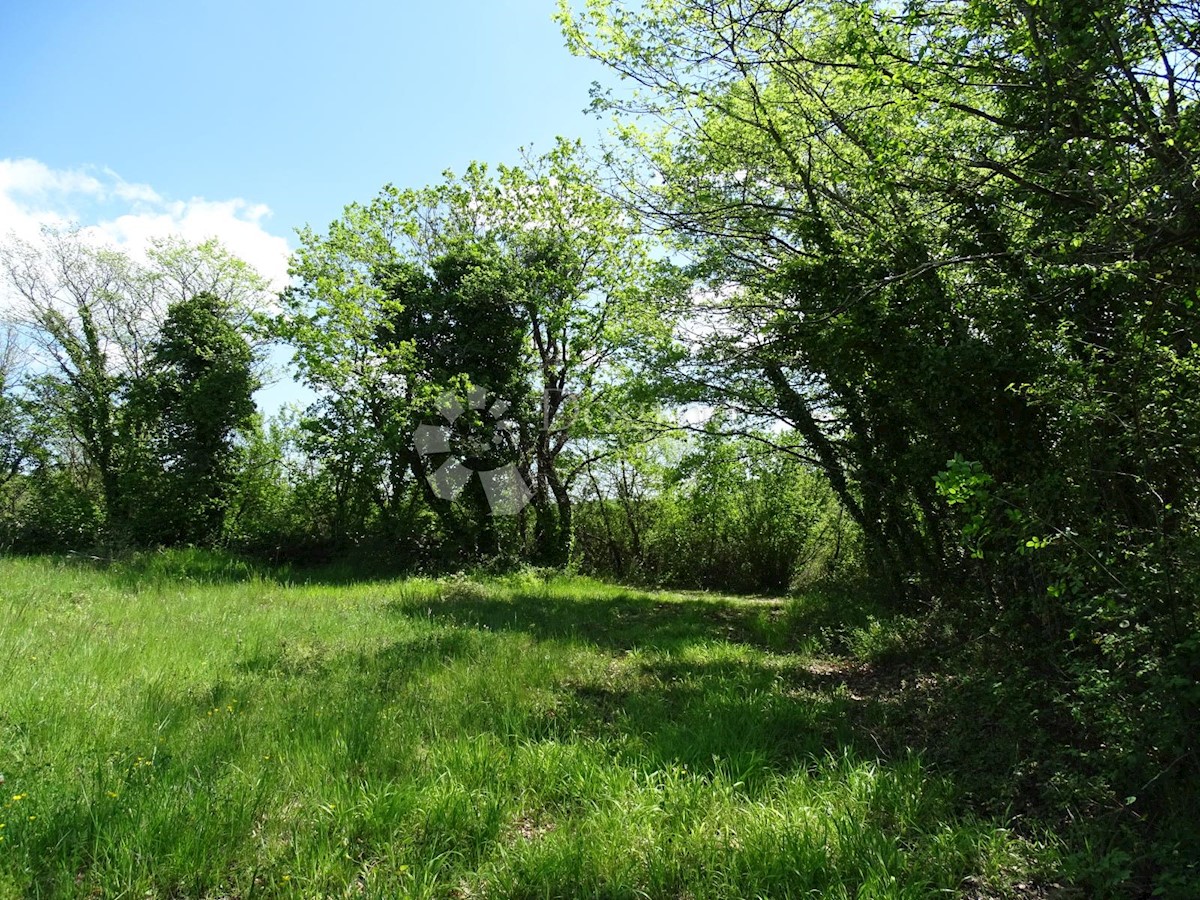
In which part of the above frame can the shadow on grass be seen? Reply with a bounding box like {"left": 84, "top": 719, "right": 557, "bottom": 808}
{"left": 387, "top": 588, "right": 896, "bottom": 781}
{"left": 39, "top": 547, "right": 419, "bottom": 589}
{"left": 42, "top": 547, "right": 286, "bottom": 588}
{"left": 234, "top": 627, "right": 482, "bottom": 682}
{"left": 14, "top": 585, "right": 1061, "bottom": 898}
{"left": 110, "top": 549, "right": 278, "bottom": 586}
{"left": 554, "top": 656, "right": 869, "bottom": 783}
{"left": 391, "top": 589, "right": 790, "bottom": 654}
{"left": 384, "top": 588, "right": 1060, "bottom": 812}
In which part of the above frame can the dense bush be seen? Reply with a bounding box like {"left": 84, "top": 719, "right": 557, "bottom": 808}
{"left": 0, "top": 470, "right": 104, "bottom": 552}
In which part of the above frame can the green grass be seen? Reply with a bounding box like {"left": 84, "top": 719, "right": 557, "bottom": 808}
{"left": 0, "top": 553, "right": 1053, "bottom": 898}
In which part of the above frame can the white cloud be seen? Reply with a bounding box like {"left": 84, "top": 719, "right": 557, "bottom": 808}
{"left": 0, "top": 158, "right": 105, "bottom": 199}
{"left": 0, "top": 158, "right": 291, "bottom": 290}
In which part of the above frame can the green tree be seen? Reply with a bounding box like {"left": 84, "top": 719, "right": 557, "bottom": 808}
{"left": 1, "top": 230, "right": 271, "bottom": 541}
{"left": 132, "top": 291, "right": 259, "bottom": 544}
{"left": 560, "top": 0, "right": 1200, "bottom": 598}
{"left": 561, "top": 0, "right": 1200, "bottom": 883}
{"left": 1, "top": 232, "right": 148, "bottom": 525}
{"left": 0, "top": 327, "right": 41, "bottom": 490}
{"left": 278, "top": 140, "right": 674, "bottom": 562}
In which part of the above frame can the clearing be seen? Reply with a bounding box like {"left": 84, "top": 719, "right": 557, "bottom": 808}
{"left": 0, "top": 555, "right": 1052, "bottom": 898}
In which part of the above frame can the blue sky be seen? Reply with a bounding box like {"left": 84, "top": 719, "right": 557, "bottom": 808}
{"left": 1, "top": 0, "right": 613, "bottom": 409}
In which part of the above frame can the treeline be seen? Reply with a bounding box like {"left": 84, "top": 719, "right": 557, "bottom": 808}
{"left": 2, "top": 0, "right": 1199, "bottom": 890}
{"left": 0, "top": 149, "right": 848, "bottom": 596}
{"left": 0, "top": 235, "right": 261, "bottom": 551}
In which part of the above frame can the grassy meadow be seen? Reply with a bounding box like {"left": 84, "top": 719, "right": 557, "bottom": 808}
{"left": 0, "top": 553, "right": 1054, "bottom": 898}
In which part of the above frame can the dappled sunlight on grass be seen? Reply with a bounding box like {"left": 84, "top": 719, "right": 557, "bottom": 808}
{"left": 0, "top": 555, "right": 1054, "bottom": 897}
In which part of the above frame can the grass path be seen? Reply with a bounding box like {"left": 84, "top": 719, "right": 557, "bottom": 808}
{"left": 0, "top": 555, "right": 1049, "bottom": 898}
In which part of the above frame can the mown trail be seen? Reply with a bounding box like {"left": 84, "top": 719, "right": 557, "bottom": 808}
{"left": 0, "top": 556, "right": 1052, "bottom": 898}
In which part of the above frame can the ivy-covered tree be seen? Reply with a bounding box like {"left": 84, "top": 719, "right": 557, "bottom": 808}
{"left": 131, "top": 291, "right": 259, "bottom": 545}
{"left": 277, "top": 140, "right": 674, "bottom": 562}
{"left": 0, "top": 230, "right": 271, "bottom": 542}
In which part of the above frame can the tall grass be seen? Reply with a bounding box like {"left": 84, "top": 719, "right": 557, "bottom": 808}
{"left": 0, "top": 553, "right": 1051, "bottom": 897}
